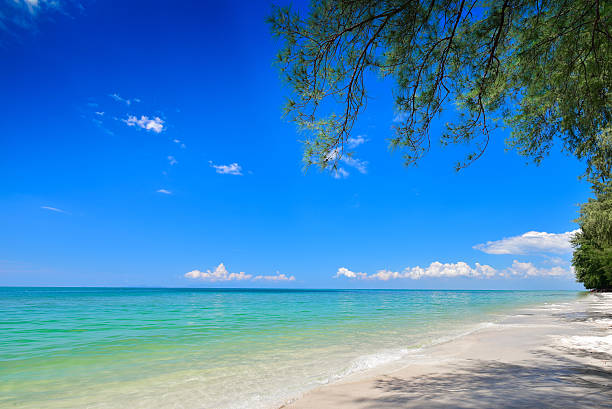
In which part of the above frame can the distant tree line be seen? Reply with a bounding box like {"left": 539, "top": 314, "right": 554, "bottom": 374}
{"left": 572, "top": 179, "right": 612, "bottom": 290}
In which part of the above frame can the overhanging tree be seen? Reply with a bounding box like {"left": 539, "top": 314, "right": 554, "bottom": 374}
{"left": 269, "top": 0, "right": 611, "bottom": 177}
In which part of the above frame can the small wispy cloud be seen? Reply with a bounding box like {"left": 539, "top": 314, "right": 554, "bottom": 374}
{"left": 173, "top": 139, "right": 186, "bottom": 148}
{"left": 347, "top": 135, "right": 366, "bottom": 149}
{"left": 209, "top": 161, "right": 243, "bottom": 175}
{"left": 333, "top": 167, "right": 349, "bottom": 179}
{"left": 109, "top": 93, "right": 139, "bottom": 106}
{"left": 393, "top": 111, "right": 410, "bottom": 123}
{"left": 91, "top": 117, "right": 114, "bottom": 136}
{"left": 40, "top": 206, "right": 69, "bottom": 214}
{"left": 168, "top": 156, "right": 177, "bottom": 166}
{"left": 95, "top": 111, "right": 104, "bottom": 116}
{"left": 474, "top": 230, "right": 578, "bottom": 255}
{"left": 0, "top": 0, "right": 75, "bottom": 36}
{"left": 253, "top": 273, "right": 296, "bottom": 282}
{"left": 156, "top": 189, "right": 172, "bottom": 195}
{"left": 341, "top": 156, "right": 367, "bottom": 174}
{"left": 327, "top": 148, "right": 368, "bottom": 178}
{"left": 123, "top": 115, "right": 164, "bottom": 133}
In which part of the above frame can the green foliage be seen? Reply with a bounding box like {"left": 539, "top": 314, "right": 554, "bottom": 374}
{"left": 269, "top": 0, "right": 611, "bottom": 176}
{"left": 572, "top": 181, "right": 612, "bottom": 289}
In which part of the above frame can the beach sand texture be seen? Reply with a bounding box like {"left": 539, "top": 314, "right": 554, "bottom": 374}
{"left": 283, "top": 293, "right": 612, "bottom": 409}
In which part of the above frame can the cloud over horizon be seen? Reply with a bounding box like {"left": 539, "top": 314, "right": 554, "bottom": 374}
{"left": 335, "top": 258, "right": 574, "bottom": 281}
{"left": 335, "top": 261, "right": 497, "bottom": 280}
{"left": 473, "top": 230, "right": 578, "bottom": 255}
{"left": 185, "top": 263, "right": 296, "bottom": 282}
{"left": 503, "top": 260, "right": 573, "bottom": 277}
{"left": 185, "top": 263, "right": 252, "bottom": 282}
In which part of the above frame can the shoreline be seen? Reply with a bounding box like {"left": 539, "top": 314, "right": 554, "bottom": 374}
{"left": 281, "top": 293, "right": 611, "bottom": 409}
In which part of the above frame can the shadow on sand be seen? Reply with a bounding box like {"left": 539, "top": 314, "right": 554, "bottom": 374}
{"left": 351, "top": 349, "right": 612, "bottom": 409}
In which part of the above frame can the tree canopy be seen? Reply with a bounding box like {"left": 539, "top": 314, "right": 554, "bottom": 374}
{"left": 269, "top": 0, "right": 611, "bottom": 177}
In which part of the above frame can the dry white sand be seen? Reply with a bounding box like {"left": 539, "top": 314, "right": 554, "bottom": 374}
{"left": 282, "top": 293, "right": 612, "bottom": 409}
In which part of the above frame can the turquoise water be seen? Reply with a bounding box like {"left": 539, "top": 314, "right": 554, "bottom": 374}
{"left": 0, "top": 288, "right": 579, "bottom": 409}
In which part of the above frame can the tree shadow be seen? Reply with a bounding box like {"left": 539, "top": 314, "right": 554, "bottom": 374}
{"left": 553, "top": 310, "right": 612, "bottom": 324}
{"left": 349, "top": 351, "right": 611, "bottom": 409}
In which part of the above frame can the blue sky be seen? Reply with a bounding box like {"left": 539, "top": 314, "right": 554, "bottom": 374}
{"left": 0, "top": 0, "right": 592, "bottom": 289}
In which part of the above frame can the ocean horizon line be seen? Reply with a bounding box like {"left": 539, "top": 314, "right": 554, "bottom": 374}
{"left": 0, "top": 286, "right": 583, "bottom": 292}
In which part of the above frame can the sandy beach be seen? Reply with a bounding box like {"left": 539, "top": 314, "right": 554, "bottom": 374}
{"left": 283, "top": 293, "right": 612, "bottom": 409}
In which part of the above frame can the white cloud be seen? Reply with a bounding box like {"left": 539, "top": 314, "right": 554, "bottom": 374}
{"left": 403, "top": 262, "right": 497, "bottom": 279}
{"left": 347, "top": 135, "right": 366, "bottom": 149}
{"left": 335, "top": 259, "right": 575, "bottom": 281}
{"left": 209, "top": 161, "right": 242, "bottom": 175}
{"left": 168, "top": 156, "right": 177, "bottom": 166}
{"left": 185, "top": 264, "right": 297, "bottom": 283}
{"left": 91, "top": 116, "right": 114, "bottom": 136}
{"left": 504, "top": 260, "right": 573, "bottom": 277}
{"left": 23, "top": 0, "right": 40, "bottom": 9}
{"left": 40, "top": 206, "right": 68, "bottom": 214}
{"left": 333, "top": 167, "right": 349, "bottom": 179}
{"left": 334, "top": 267, "right": 368, "bottom": 279}
{"left": 341, "top": 156, "right": 367, "bottom": 174}
{"left": 185, "top": 263, "right": 252, "bottom": 282}
{"left": 253, "top": 273, "right": 296, "bottom": 281}
{"left": 109, "top": 93, "right": 138, "bottom": 106}
{"left": 123, "top": 115, "right": 164, "bottom": 133}
{"left": 327, "top": 147, "right": 367, "bottom": 177}
{"left": 393, "top": 111, "right": 410, "bottom": 122}
{"left": 334, "top": 262, "right": 498, "bottom": 280}
{"left": 173, "top": 139, "right": 186, "bottom": 149}
{"left": 1, "top": 0, "right": 65, "bottom": 32}
{"left": 156, "top": 189, "right": 172, "bottom": 195}
{"left": 474, "top": 230, "right": 578, "bottom": 255}
{"left": 95, "top": 111, "right": 104, "bottom": 116}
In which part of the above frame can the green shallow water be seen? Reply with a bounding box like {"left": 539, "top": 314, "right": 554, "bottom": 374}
{"left": 0, "top": 288, "right": 580, "bottom": 409}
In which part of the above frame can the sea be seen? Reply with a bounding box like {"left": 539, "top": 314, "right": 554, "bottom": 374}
{"left": 0, "top": 287, "right": 581, "bottom": 409}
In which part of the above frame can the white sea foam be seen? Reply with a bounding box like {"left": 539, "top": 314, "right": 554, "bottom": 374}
{"left": 586, "top": 318, "right": 612, "bottom": 328}
{"left": 336, "top": 348, "right": 413, "bottom": 379}
{"left": 557, "top": 335, "right": 612, "bottom": 354}
{"left": 320, "top": 320, "right": 500, "bottom": 388}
